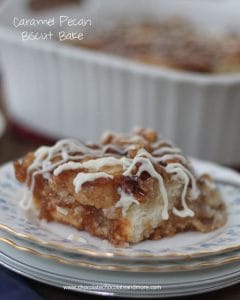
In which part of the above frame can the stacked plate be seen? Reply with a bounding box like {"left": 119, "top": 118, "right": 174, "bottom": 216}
{"left": 0, "top": 161, "right": 240, "bottom": 298}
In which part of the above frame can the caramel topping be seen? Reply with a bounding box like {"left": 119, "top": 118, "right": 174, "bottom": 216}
{"left": 18, "top": 128, "right": 200, "bottom": 219}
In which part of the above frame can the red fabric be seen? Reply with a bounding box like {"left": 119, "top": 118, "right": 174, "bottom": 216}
{"left": 8, "top": 119, "right": 56, "bottom": 144}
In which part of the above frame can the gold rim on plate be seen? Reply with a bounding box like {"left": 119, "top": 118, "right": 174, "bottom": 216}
{"left": 1, "top": 219, "right": 240, "bottom": 260}
{"left": 1, "top": 235, "right": 240, "bottom": 272}
{"left": 0, "top": 179, "right": 240, "bottom": 260}
{"left": 0, "top": 222, "right": 235, "bottom": 260}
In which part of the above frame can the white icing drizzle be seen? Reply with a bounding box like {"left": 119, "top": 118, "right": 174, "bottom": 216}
{"left": 21, "top": 139, "right": 97, "bottom": 209}
{"left": 137, "top": 160, "right": 169, "bottom": 220}
{"left": 165, "top": 163, "right": 200, "bottom": 200}
{"left": 73, "top": 172, "right": 113, "bottom": 193}
{"left": 21, "top": 139, "right": 134, "bottom": 209}
{"left": 67, "top": 233, "right": 87, "bottom": 244}
{"left": 102, "top": 144, "right": 126, "bottom": 154}
{"left": 28, "top": 139, "right": 94, "bottom": 183}
{"left": 123, "top": 151, "right": 169, "bottom": 220}
{"left": 153, "top": 147, "right": 181, "bottom": 156}
{"left": 30, "top": 139, "right": 90, "bottom": 172}
{"left": 54, "top": 157, "right": 125, "bottom": 176}
{"left": 165, "top": 164, "right": 195, "bottom": 218}
{"left": 152, "top": 140, "right": 173, "bottom": 149}
{"left": 136, "top": 148, "right": 153, "bottom": 158}
{"left": 115, "top": 190, "right": 139, "bottom": 217}
{"left": 83, "top": 157, "right": 123, "bottom": 170}
{"left": 121, "top": 149, "right": 199, "bottom": 219}
{"left": 120, "top": 157, "right": 132, "bottom": 169}
{"left": 20, "top": 135, "right": 200, "bottom": 221}
{"left": 20, "top": 189, "right": 33, "bottom": 210}
{"left": 54, "top": 161, "right": 85, "bottom": 176}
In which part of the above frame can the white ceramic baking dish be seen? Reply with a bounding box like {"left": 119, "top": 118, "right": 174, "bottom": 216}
{"left": 0, "top": 0, "right": 240, "bottom": 165}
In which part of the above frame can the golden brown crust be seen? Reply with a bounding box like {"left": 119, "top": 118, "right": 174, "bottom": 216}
{"left": 151, "top": 183, "right": 227, "bottom": 240}
{"left": 14, "top": 128, "right": 227, "bottom": 246}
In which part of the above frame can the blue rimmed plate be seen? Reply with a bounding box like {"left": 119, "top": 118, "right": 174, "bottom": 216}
{"left": 0, "top": 161, "right": 240, "bottom": 261}
{"left": 0, "top": 236, "right": 240, "bottom": 297}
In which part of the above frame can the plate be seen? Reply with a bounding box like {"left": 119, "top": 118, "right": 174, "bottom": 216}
{"left": 0, "top": 161, "right": 240, "bottom": 261}
{"left": 0, "top": 238, "right": 240, "bottom": 298}
{"left": 2, "top": 229, "right": 240, "bottom": 272}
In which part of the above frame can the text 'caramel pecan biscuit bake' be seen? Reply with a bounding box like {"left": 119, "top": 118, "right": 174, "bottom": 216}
{"left": 14, "top": 129, "right": 227, "bottom": 246}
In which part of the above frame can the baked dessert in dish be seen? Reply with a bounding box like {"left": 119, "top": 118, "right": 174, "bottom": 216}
{"left": 14, "top": 128, "right": 227, "bottom": 246}
{"left": 75, "top": 18, "right": 240, "bottom": 74}
{"left": 28, "top": 0, "right": 81, "bottom": 11}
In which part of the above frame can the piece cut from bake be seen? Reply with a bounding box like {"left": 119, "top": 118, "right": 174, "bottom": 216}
{"left": 14, "top": 128, "right": 227, "bottom": 246}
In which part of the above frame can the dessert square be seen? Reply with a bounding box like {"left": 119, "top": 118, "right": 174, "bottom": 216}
{"left": 14, "top": 128, "right": 226, "bottom": 246}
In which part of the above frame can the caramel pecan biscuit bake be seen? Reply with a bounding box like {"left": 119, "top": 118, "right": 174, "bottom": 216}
{"left": 14, "top": 128, "right": 227, "bottom": 246}
{"left": 77, "top": 19, "right": 240, "bottom": 74}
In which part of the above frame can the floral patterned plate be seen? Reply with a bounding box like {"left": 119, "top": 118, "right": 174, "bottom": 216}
{"left": 1, "top": 235, "right": 240, "bottom": 297}
{"left": 0, "top": 161, "right": 240, "bottom": 260}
